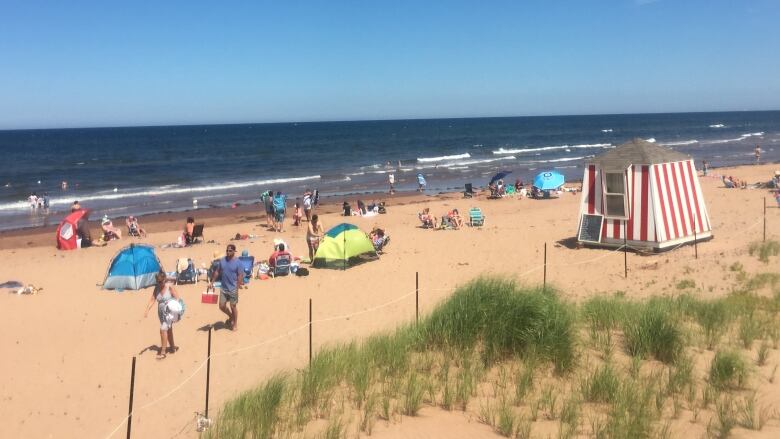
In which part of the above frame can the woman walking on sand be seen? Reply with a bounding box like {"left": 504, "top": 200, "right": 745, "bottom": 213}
{"left": 144, "top": 272, "right": 180, "bottom": 359}
{"left": 307, "top": 214, "right": 324, "bottom": 263}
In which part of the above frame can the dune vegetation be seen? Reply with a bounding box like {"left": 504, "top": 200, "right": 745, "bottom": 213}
{"left": 206, "top": 263, "right": 780, "bottom": 438}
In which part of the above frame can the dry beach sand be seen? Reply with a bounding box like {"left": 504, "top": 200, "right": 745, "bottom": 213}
{"left": 0, "top": 163, "right": 779, "bottom": 438}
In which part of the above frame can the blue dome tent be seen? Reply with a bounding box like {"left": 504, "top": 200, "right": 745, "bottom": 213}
{"left": 103, "top": 244, "right": 162, "bottom": 290}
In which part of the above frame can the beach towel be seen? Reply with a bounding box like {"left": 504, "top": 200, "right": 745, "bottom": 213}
{"left": 273, "top": 194, "right": 287, "bottom": 213}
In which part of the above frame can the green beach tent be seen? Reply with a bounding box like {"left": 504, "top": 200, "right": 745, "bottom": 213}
{"left": 313, "top": 223, "right": 377, "bottom": 269}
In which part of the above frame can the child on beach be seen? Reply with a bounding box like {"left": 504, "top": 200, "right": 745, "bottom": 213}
{"left": 292, "top": 202, "right": 303, "bottom": 226}
{"left": 144, "top": 272, "right": 180, "bottom": 359}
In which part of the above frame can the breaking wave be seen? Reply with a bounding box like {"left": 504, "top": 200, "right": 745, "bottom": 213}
{"left": 417, "top": 153, "right": 471, "bottom": 162}
{"left": 492, "top": 143, "right": 611, "bottom": 155}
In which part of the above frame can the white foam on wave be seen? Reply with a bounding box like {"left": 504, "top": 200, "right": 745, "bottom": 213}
{"left": 702, "top": 132, "right": 766, "bottom": 145}
{"left": 440, "top": 156, "right": 516, "bottom": 167}
{"left": 529, "top": 156, "right": 587, "bottom": 164}
{"left": 0, "top": 175, "right": 322, "bottom": 211}
{"left": 492, "top": 143, "right": 611, "bottom": 155}
{"left": 709, "top": 124, "right": 725, "bottom": 128}
{"left": 601, "top": 129, "right": 613, "bottom": 133}
{"left": 660, "top": 140, "right": 699, "bottom": 146}
{"left": 645, "top": 138, "right": 656, "bottom": 143}
{"left": 417, "top": 153, "right": 471, "bottom": 162}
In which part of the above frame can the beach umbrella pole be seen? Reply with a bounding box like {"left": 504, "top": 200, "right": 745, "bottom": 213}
{"left": 126, "top": 356, "right": 136, "bottom": 439}
{"left": 308, "top": 298, "right": 313, "bottom": 367}
{"left": 764, "top": 197, "right": 767, "bottom": 242}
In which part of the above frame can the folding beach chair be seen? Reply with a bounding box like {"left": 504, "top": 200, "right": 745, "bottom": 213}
{"left": 469, "top": 208, "right": 485, "bottom": 227}
{"left": 176, "top": 258, "right": 198, "bottom": 285}
{"left": 272, "top": 254, "right": 292, "bottom": 277}
{"left": 190, "top": 224, "right": 205, "bottom": 244}
{"left": 463, "top": 183, "right": 474, "bottom": 198}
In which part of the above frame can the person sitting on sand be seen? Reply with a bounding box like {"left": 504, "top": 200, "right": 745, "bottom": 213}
{"left": 369, "top": 227, "right": 389, "bottom": 252}
{"left": 101, "top": 216, "right": 122, "bottom": 241}
{"left": 144, "top": 272, "right": 180, "bottom": 359}
{"left": 448, "top": 209, "right": 464, "bottom": 229}
{"left": 292, "top": 201, "right": 303, "bottom": 227}
{"left": 419, "top": 207, "right": 437, "bottom": 228}
{"left": 342, "top": 201, "right": 352, "bottom": 216}
{"left": 184, "top": 217, "right": 195, "bottom": 245}
{"left": 268, "top": 243, "right": 292, "bottom": 271}
{"left": 306, "top": 214, "right": 324, "bottom": 263}
{"left": 126, "top": 216, "right": 146, "bottom": 237}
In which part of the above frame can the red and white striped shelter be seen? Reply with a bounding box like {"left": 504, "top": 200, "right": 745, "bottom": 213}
{"left": 577, "top": 139, "right": 712, "bottom": 251}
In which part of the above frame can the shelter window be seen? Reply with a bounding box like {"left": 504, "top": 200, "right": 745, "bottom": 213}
{"left": 604, "top": 172, "right": 627, "bottom": 218}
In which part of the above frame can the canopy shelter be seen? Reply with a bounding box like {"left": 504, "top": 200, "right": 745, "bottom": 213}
{"left": 577, "top": 139, "right": 712, "bottom": 251}
{"left": 313, "top": 223, "right": 377, "bottom": 269}
{"left": 56, "top": 209, "right": 90, "bottom": 250}
{"left": 103, "top": 244, "right": 162, "bottom": 290}
{"left": 533, "top": 171, "right": 565, "bottom": 191}
{"left": 489, "top": 171, "right": 512, "bottom": 185}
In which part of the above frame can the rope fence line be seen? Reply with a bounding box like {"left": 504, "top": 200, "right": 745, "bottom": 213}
{"left": 103, "top": 213, "right": 775, "bottom": 438}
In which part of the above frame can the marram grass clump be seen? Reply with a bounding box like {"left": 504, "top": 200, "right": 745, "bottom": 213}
{"left": 419, "top": 277, "right": 576, "bottom": 373}
{"left": 709, "top": 350, "right": 750, "bottom": 390}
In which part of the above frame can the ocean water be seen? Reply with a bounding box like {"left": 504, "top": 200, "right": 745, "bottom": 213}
{"left": 1, "top": 111, "right": 779, "bottom": 231}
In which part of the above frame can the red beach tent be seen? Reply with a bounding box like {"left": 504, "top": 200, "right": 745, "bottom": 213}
{"left": 576, "top": 139, "right": 712, "bottom": 251}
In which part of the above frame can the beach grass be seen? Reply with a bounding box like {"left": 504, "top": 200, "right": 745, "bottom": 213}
{"left": 749, "top": 240, "right": 780, "bottom": 263}
{"left": 709, "top": 350, "right": 749, "bottom": 390}
{"left": 205, "top": 272, "right": 780, "bottom": 438}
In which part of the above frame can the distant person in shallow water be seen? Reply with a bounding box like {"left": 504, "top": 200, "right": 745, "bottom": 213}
{"left": 755, "top": 145, "right": 761, "bottom": 164}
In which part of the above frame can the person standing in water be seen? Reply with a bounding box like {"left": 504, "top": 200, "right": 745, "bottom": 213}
{"left": 755, "top": 145, "right": 761, "bottom": 164}
{"left": 388, "top": 172, "right": 395, "bottom": 194}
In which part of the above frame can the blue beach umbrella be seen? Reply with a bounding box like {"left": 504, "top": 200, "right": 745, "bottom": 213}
{"left": 533, "top": 171, "right": 565, "bottom": 190}
{"left": 489, "top": 171, "right": 512, "bottom": 185}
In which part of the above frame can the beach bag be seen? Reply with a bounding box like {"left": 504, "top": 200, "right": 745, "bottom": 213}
{"left": 295, "top": 267, "right": 309, "bottom": 276}
{"left": 166, "top": 298, "right": 186, "bottom": 323}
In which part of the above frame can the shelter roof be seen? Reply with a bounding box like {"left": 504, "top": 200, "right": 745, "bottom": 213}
{"left": 589, "top": 139, "right": 690, "bottom": 170}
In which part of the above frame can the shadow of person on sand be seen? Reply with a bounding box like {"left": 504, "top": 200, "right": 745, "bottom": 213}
{"left": 197, "top": 322, "right": 230, "bottom": 332}
{"left": 139, "top": 345, "right": 161, "bottom": 356}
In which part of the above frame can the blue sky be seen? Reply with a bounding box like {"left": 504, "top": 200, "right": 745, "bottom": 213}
{"left": 1, "top": 0, "right": 778, "bottom": 129}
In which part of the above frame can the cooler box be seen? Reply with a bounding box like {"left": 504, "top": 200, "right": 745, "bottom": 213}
{"left": 202, "top": 284, "right": 219, "bottom": 304}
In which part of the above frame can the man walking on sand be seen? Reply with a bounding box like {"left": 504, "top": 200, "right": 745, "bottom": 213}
{"left": 211, "top": 244, "right": 243, "bottom": 331}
